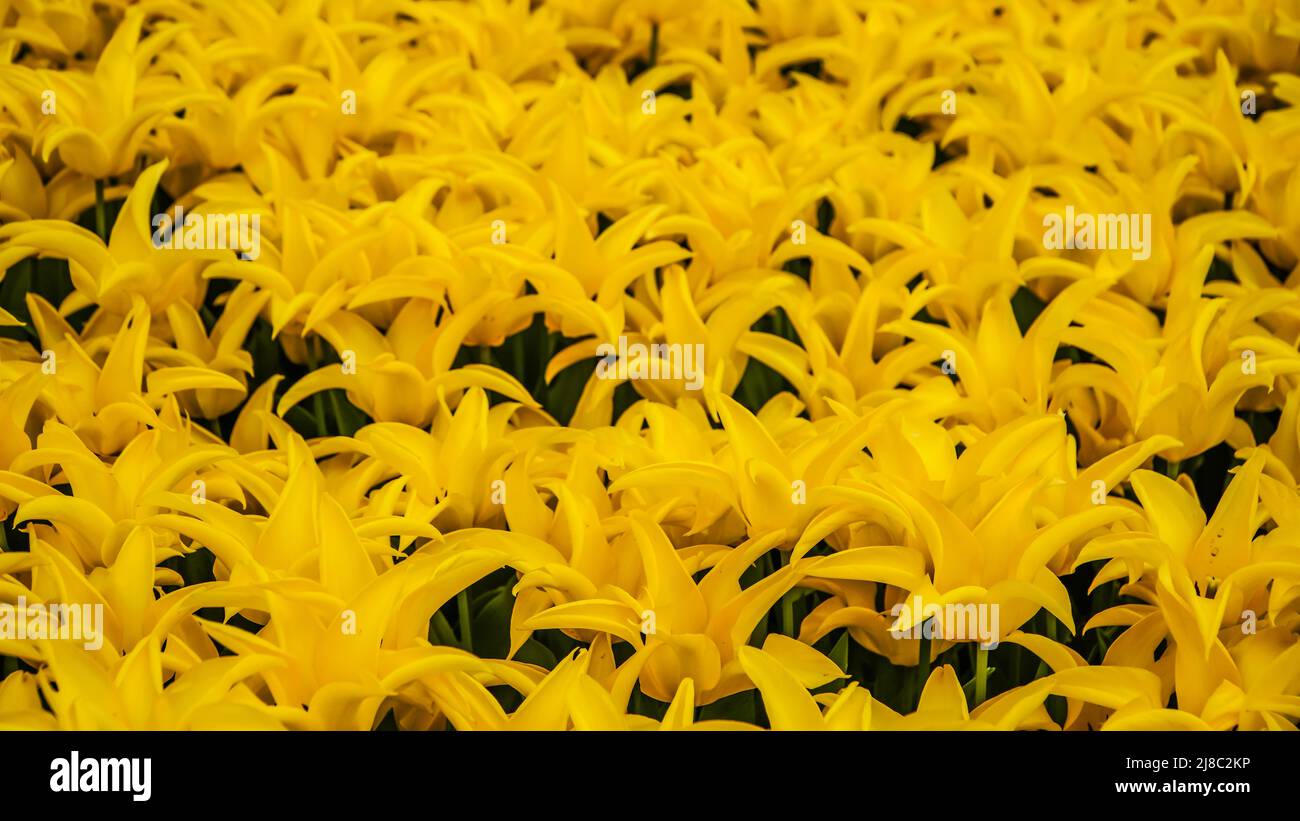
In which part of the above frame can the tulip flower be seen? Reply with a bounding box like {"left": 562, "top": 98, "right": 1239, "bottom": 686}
{"left": 3, "top": 0, "right": 1300, "bottom": 735}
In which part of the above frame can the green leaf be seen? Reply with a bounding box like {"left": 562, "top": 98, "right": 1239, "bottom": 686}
{"left": 513, "top": 638, "right": 558, "bottom": 669}
{"left": 830, "top": 631, "right": 849, "bottom": 673}
{"left": 697, "top": 689, "right": 757, "bottom": 724}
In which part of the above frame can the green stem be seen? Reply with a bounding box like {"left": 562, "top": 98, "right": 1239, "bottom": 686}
{"left": 536, "top": 331, "right": 556, "bottom": 408}
{"left": 94, "top": 179, "right": 107, "bottom": 240}
{"left": 327, "top": 392, "right": 345, "bottom": 435}
{"left": 429, "top": 611, "right": 458, "bottom": 647}
{"left": 305, "top": 338, "right": 328, "bottom": 438}
{"left": 773, "top": 308, "right": 795, "bottom": 342}
{"left": 1094, "top": 630, "right": 1110, "bottom": 664}
{"left": 2, "top": 258, "right": 34, "bottom": 332}
{"left": 1032, "top": 612, "right": 1057, "bottom": 680}
{"left": 974, "top": 644, "right": 989, "bottom": 706}
{"left": 511, "top": 334, "right": 524, "bottom": 383}
{"left": 755, "top": 550, "right": 773, "bottom": 639}
{"left": 457, "top": 589, "right": 473, "bottom": 653}
{"left": 779, "top": 549, "right": 796, "bottom": 637}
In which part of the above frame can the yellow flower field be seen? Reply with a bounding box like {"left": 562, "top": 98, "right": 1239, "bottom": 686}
{"left": 1, "top": 0, "right": 1299, "bottom": 731}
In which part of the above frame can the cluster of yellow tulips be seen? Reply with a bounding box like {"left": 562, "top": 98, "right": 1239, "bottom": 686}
{"left": 1, "top": 0, "right": 1299, "bottom": 731}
